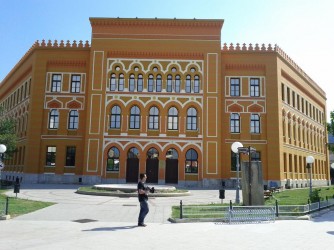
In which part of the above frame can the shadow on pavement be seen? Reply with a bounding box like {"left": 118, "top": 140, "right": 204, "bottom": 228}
{"left": 82, "top": 225, "right": 138, "bottom": 231}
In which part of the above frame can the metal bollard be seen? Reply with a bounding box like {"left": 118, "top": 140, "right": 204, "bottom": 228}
{"left": 5, "top": 197, "right": 9, "bottom": 215}
{"left": 180, "top": 200, "right": 183, "bottom": 219}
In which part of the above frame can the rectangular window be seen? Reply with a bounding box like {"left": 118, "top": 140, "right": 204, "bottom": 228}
{"left": 231, "top": 151, "right": 237, "bottom": 171}
{"left": 292, "top": 91, "right": 295, "bottom": 107}
{"left": 251, "top": 151, "right": 261, "bottom": 162}
{"left": 65, "top": 146, "right": 76, "bottom": 166}
{"left": 71, "top": 75, "right": 81, "bottom": 93}
{"left": 46, "top": 146, "right": 56, "bottom": 166}
{"left": 51, "top": 74, "right": 61, "bottom": 92}
{"left": 250, "top": 114, "right": 260, "bottom": 133}
{"left": 281, "top": 83, "right": 285, "bottom": 101}
{"left": 230, "top": 78, "right": 240, "bottom": 96}
{"left": 297, "top": 95, "right": 300, "bottom": 110}
{"left": 250, "top": 78, "right": 260, "bottom": 97}
{"left": 287, "top": 87, "right": 290, "bottom": 105}
{"left": 301, "top": 98, "right": 304, "bottom": 113}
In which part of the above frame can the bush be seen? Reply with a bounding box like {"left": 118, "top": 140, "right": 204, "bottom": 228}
{"left": 309, "top": 189, "right": 321, "bottom": 203}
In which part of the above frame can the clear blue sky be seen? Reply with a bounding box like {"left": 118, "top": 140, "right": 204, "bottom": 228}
{"left": 1, "top": 0, "right": 333, "bottom": 119}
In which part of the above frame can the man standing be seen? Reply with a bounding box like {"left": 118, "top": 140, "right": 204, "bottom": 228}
{"left": 137, "top": 173, "right": 150, "bottom": 227}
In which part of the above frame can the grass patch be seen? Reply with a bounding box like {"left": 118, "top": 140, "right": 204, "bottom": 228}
{"left": 171, "top": 186, "right": 334, "bottom": 219}
{"left": 0, "top": 189, "right": 54, "bottom": 218}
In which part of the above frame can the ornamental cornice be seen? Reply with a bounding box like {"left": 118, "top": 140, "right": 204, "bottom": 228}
{"left": 47, "top": 60, "right": 87, "bottom": 68}
{"left": 90, "top": 18, "right": 224, "bottom": 29}
{"left": 107, "top": 51, "right": 204, "bottom": 60}
{"left": 225, "top": 63, "right": 265, "bottom": 71}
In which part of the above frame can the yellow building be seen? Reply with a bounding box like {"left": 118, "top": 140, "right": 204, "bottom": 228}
{"left": 0, "top": 18, "right": 329, "bottom": 188}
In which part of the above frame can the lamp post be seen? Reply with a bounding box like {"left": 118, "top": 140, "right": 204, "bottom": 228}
{"left": 0, "top": 144, "right": 7, "bottom": 184}
{"left": 231, "top": 142, "right": 243, "bottom": 204}
{"left": 306, "top": 155, "right": 315, "bottom": 197}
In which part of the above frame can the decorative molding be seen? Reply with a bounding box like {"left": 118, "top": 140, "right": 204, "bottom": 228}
{"left": 107, "top": 51, "right": 204, "bottom": 60}
{"left": 47, "top": 60, "right": 86, "bottom": 68}
{"left": 225, "top": 64, "right": 265, "bottom": 71}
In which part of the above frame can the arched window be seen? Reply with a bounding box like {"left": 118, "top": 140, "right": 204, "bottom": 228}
{"left": 137, "top": 74, "right": 143, "bottom": 92}
{"left": 166, "top": 148, "right": 178, "bottom": 159}
{"left": 129, "top": 105, "right": 140, "bottom": 129}
{"left": 118, "top": 73, "right": 124, "bottom": 91}
{"left": 250, "top": 114, "right": 260, "bottom": 133}
{"left": 49, "top": 109, "right": 59, "bottom": 129}
{"left": 168, "top": 107, "right": 178, "bottom": 130}
{"left": 187, "top": 107, "right": 197, "bottom": 130}
{"left": 185, "top": 149, "right": 198, "bottom": 173}
{"left": 110, "top": 73, "right": 117, "bottom": 91}
{"left": 128, "top": 147, "right": 139, "bottom": 158}
{"left": 185, "top": 75, "right": 191, "bottom": 93}
{"left": 230, "top": 113, "right": 240, "bottom": 133}
{"left": 107, "top": 147, "right": 120, "bottom": 171}
{"left": 167, "top": 74, "right": 173, "bottom": 92}
{"left": 129, "top": 74, "right": 135, "bottom": 92}
{"left": 148, "top": 74, "right": 154, "bottom": 92}
{"left": 156, "top": 74, "right": 162, "bottom": 92}
{"left": 147, "top": 148, "right": 159, "bottom": 159}
{"left": 148, "top": 106, "right": 159, "bottom": 130}
{"left": 175, "top": 75, "right": 181, "bottom": 93}
{"left": 110, "top": 105, "right": 121, "bottom": 129}
{"left": 194, "top": 75, "right": 200, "bottom": 93}
{"left": 68, "top": 110, "right": 79, "bottom": 129}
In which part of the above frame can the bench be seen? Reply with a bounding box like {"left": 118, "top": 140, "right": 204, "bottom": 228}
{"left": 264, "top": 190, "right": 273, "bottom": 199}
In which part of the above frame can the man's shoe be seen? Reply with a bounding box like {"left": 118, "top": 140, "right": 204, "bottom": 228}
{"left": 138, "top": 223, "right": 147, "bottom": 227}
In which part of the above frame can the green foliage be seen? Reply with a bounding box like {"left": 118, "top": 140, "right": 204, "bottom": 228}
{"left": 0, "top": 106, "right": 17, "bottom": 157}
{"left": 309, "top": 189, "right": 322, "bottom": 203}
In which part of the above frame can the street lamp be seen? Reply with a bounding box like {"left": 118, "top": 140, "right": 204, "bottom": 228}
{"left": 306, "top": 155, "right": 315, "bottom": 197}
{"left": 231, "top": 141, "right": 243, "bottom": 204}
{"left": 0, "top": 144, "right": 7, "bottom": 184}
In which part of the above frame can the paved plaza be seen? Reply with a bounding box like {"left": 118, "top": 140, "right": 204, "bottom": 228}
{"left": 1, "top": 184, "right": 334, "bottom": 249}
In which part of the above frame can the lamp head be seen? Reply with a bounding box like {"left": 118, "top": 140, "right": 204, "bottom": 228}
{"left": 306, "top": 155, "right": 315, "bottom": 164}
{"left": 231, "top": 142, "right": 243, "bottom": 153}
{"left": 0, "top": 144, "right": 7, "bottom": 154}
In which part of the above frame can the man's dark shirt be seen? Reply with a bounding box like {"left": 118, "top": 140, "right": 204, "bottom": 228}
{"left": 137, "top": 181, "right": 148, "bottom": 202}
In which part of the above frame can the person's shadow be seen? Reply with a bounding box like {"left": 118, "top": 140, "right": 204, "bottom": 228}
{"left": 82, "top": 226, "right": 138, "bottom": 231}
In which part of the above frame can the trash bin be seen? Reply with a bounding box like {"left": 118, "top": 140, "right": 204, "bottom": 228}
{"left": 14, "top": 183, "right": 20, "bottom": 194}
{"left": 219, "top": 189, "right": 225, "bottom": 199}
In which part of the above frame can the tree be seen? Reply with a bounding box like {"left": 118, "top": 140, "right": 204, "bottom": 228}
{"left": 0, "top": 107, "right": 17, "bottom": 158}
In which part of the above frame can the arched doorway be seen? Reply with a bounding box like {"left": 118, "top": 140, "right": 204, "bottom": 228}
{"left": 146, "top": 148, "right": 159, "bottom": 183}
{"left": 126, "top": 147, "right": 139, "bottom": 183}
{"left": 165, "top": 148, "right": 178, "bottom": 184}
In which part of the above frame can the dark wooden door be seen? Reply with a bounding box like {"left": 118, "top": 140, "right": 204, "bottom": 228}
{"left": 146, "top": 158, "right": 159, "bottom": 183}
{"left": 126, "top": 158, "right": 139, "bottom": 183}
{"left": 165, "top": 159, "right": 178, "bottom": 184}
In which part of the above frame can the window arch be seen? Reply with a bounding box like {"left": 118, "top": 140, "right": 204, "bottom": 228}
{"left": 137, "top": 74, "right": 143, "bottom": 92}
{"left": 156, "top": 74, "right": 162, "bottom": 92}
{"left": 147, "top": 148, "right": 159, "bottom": 159}
{"left": 68, "top": 110, "right": 79, "bottom": 129}
{"left": 128, "top": 147, "right": 139, "bottom": 158}
{"left": 107, "top": 147, "right": 120, "bottom": 171}
{"left": 49, "top": 109, "right": 59, "bottom": 129}
{"left": 110, "top": 73, "right": 116, "bottom": 91}
{"left": 118, "top": 73, "right": 124, "bottom": 91}
{"left": 185, "top": 149, "right": 198, "bottom": 173}
{"left": 148, "top": 106, "right": 159, "bottom": 130}
{"left": 187, "top": 107, "right": 197, "bottom": 130}
{"left": 185, "top": 75, "right": 191, "bottom": 93}
{"left": 167, "top": 74, "right": 173, "bottom": 92}
{"left": 166, "top": 148, "right": 178, "bottom": 159}
{"left": 110, "top": 105, "right": 121, "bottom": 129}
{"left": 250, "top": 114, "right": 260, "bottom": 133}
{"left": 230, "top": 113, "right": 240, "bottom": 133}
{"left": 129, "top": 74, "right": 135, "bottom": 92}
{"left": 168, "top": 107, "right": 178, "bottom": 130}
{"left": 194, "top": 75, "right": 200, "bottom": 93}
{"left": 148, "top": 74, "right": 154, "bottom": 92}
{"left": 129, "top": 105, "right": 140, "bottom": 129}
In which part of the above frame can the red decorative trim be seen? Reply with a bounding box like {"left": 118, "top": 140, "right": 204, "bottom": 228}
{"left": 47, "top": 60, "right": 87, "bottom": 68}
{"left": 225, "top": 64, "right": 265, "bottom": 71}
{"left": 107, "top": 51, "right": 204, "bottom": 60}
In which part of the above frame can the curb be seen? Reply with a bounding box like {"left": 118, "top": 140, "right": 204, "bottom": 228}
{"left": 76, "top": 190, "right": 191, "bottom": 198}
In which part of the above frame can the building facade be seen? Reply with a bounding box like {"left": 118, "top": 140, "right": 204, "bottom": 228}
{"left": 0, "top": 18, "right": 329, "bottom": 188}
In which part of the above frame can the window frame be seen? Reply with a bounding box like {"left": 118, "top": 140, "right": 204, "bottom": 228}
{"left": 129, "top": 105, "right": 140, "bottom": 129}
{"left": 49, "top": 109, "right": 59, "bottom": 129}
{"left": 68, "top": 110, "right": 79, "bottom": 129}
{"left": 110, "top": 105, "right": 121, "bottom": 129}
{"left": 250, "top": 114, "right": 260, "bottom": 133}
{"left": 148, "top": 106, "right": 159, "bottom": 130}
{"left": 230, "top": 113, "right": 240, "bottom": 133}
{"left": 70, "top": 75, "right": 81, "bottom": 93}
{"left": 167, "top": 107, "right": 178, "bottom": 130}
{"left": 65, "top": 146, "right": 76, "bottom": 166}
{"left": 230, "top": 78, "right": 240, "bottom": 96}
{"left": 186, "top": 107, "right": 197, "bottom": 131}
{"left": 250, "top": 78, "right": 260, "bottom": 97}
{"left": 51, "top": 74, "right": 61, "bottom": 92}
